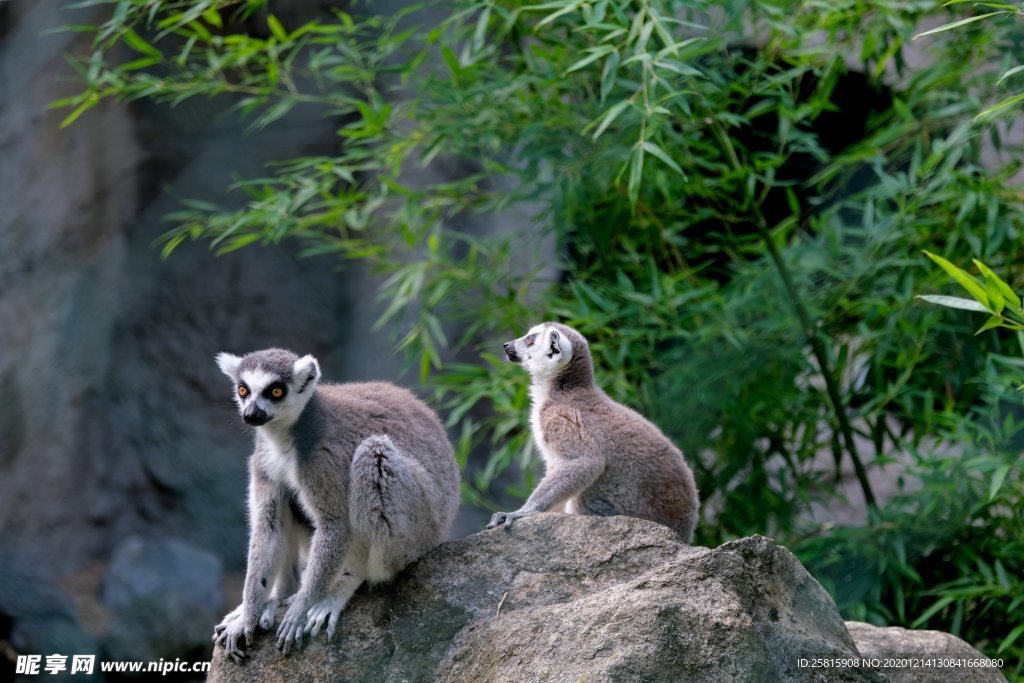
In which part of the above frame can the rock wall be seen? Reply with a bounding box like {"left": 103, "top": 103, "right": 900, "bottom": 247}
{"left": 0, "top": 0, "right": 427, "bottom": 669}
{"left": 0, "top": 0, "right": 413, "bottom": 576}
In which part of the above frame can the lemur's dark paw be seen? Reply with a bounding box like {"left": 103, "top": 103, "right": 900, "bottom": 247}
{"left": 486, "top": 509, "right": 535, "bottom": 530}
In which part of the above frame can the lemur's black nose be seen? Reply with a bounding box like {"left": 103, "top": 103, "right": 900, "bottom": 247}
{"left": 504, "top": 341, "right": 521, "bottom": 363}
{"left": 244, "top": 405, "right": 270, "bottom": 426}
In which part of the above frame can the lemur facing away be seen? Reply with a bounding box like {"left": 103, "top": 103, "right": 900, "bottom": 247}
{"left": 212, "top": 348, "right": 460, "bottom": 661}
{"left": 488, "top": 323, "right": 699, "bottom": 542}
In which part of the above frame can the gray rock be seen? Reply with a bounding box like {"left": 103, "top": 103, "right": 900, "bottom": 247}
{"left": 208, "top": 515, "right": 886, "bottom": 682}
{"left": 102, "top": 536, "right": 223, "bottom": 662}
{"left": 847, "top": 621, "right": 1007, "bottom": 683}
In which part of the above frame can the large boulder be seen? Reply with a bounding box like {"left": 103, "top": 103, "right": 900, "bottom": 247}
{"left": 206, "top": 514, "right": 979, "bottom": 682}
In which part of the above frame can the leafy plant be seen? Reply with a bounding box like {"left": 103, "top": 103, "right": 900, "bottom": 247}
{"left": 796, "top": 353, "right": 1024, "bottom": 675}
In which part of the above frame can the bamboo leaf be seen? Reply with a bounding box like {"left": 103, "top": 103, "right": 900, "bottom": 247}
{"left": 117, "top": 56, "right": 161, "bottom": 72}
{"left": 976, "top": 92, "right": 1024, "bottom": 120}
{"left": 996, "top": 63, "right": 1024, "bottom": 85}
{"left": 159, "top": 231, "right": 189, "bottom": 259}
{"left": 641, "top": 141, "right": 685, "bottom": 177}
{"left": 973, "top": 259, "right": 1022, "bottom": 309}
{"left": 600, "top": 50, "right": 620, "bottom": 103}
{"left": 267, "top": 15, "right": 288, "bottom": 42}
{"left": 203, "top": 8, "right": 223, "bottom": 29}
{"left": 998, "top": 623, "right": 1024, "bottom": 654}
{"left": 472, "top": 5, "right": 491, "bottom": 52}
{"left": 627, "top": 144, "right": 644, "bottom": 205}
{"left": 214, "top": 233, "right": 261, "bottom": 256}
{"left": 591, "top": 100, "right": 630, "bottom": 140}
{"left": 440, "top": 44, "right": 461, "bottom": 80}
{"left": 989, "top": 464, "right": 1011, "bottom": 501}
{"left": 122, "top": 28, "right": 162, "bottom": 58}
{"left": 653, "top": 59, "right": 703, "bottom": 77}
{"left": 976, "top": 315, "right": 1006, "bottom": 334}
{"left": 985, "top": 274, "right": 1005, "bottom": 314}
{"left": 535, "top": 1, "right": 581, "bottom": 28}
{"left": 915, "top": 295, "right": 989, "bottom": 312}
{"left": 59, "top": 93, "right": 100, "bottom": 128}
{"left": 910, "top": 596, "right": 955, "bottom": 628}
{"left": 564, "top": 46, "right": 614, "bottom": 74}
{"left": 995, "top": 559, "right": 1012, "bottom": 590}
{"left": 922, "top": 251, "right": 989, "bottom": 307}
{"left": 913, "top": 12, "right": 1007, "bottom": 40}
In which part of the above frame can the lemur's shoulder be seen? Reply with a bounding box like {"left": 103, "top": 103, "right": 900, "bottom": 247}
{"left": 539, "top": 397, "right": 601, "bottom": 455}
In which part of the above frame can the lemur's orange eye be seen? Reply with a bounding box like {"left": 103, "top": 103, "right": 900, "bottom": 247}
{"left": 238, "top": 385, "right": 249, "bottom": 397}
{"left": 526, "top": 334, "right": 538, "bottom": 347}
{"left": 265, "top": 383, "right": 287, "bottom": 400}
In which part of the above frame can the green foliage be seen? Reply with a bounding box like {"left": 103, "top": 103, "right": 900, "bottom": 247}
{"left": 58, "top": 0, "right": 1024, "bottom": 672}
{"left": 913, "top": 1, "right": 1024, "bottom": 119}
{"left": 795, "top": 355, "right": 1024, "bottom": 667}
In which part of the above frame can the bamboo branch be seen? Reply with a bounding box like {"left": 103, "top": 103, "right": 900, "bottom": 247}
{"left": 708, "top": 119, "right": 877, "bottom": 510}
{"left": 759, "top": 228, "right": 878, "bottom": 510}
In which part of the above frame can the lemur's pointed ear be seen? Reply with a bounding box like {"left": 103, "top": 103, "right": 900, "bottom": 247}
{"left": 550, "top": 327, "right": 573, "bottom": 359}
{"left": 216, "top": 352, "right": 242, "bottom": 379}
{"left": 294, "top": 355, "right": 321, "bottom": 392}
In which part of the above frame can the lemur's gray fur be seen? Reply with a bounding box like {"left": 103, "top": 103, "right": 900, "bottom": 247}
{"left": 212, "top": 348, "right": 459, "bottom": 661}
{"left": 487, "top": 323, "right": 699, "bottom": 542}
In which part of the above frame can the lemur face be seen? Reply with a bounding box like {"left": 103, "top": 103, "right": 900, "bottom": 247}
{"left": 216, "top": 349, "right": 321, "bottom": 429}
{"left": 504, "top": 323, "right": 574, "bottom": 380}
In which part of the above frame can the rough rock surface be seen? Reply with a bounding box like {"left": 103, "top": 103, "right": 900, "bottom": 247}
{"left": 209, "top": 515, "right": 886, "bottom": 682}
{"left": 846, "top": 621, "right": 1006, "bottom": 683}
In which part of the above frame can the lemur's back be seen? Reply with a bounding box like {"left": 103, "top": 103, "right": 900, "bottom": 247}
{"left": 567, "top": 389, "right": 698, "bottom": 539}
{"left": 312, "top": 381, "right": 460, "bottom": 531}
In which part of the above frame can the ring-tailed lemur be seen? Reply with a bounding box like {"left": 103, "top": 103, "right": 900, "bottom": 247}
{"left": 487, "top": 323, "right": 699, "bottom": 542}
{"left": 212, "top": 348, "right": 460, "bottom": 661}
